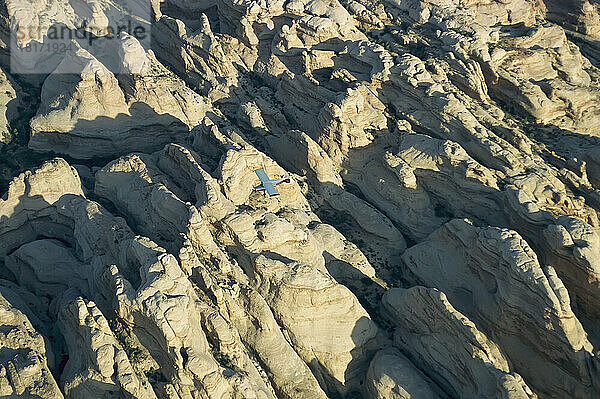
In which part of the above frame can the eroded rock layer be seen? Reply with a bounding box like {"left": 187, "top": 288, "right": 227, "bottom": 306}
{"left": 1, "top": 0, "right": 600, "bottom": 398}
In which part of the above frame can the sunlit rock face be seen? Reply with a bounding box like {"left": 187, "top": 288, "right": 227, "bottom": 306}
{"left": 2, "top": 0, "right": 600, "bottom": 398}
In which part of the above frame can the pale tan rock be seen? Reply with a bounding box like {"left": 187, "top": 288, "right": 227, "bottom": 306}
{"left": 199, "top": 303, "right": 278, "bottom": 398}
{"left": 0, "top": 158, "right": 84, "bottom": 258}
{"left": 95, "top": 140, "right": 386, "bottom": 398}
{"left": 29, "top": 34, "right": 210, "bottom": 159}
{"left": 365, "top": 347, "right": 443, "bottom": 399}
{"left": 218, "top": 0, "right": 361, "bottom": 54}
{"left": 543, "top": 0, "right": 600, "bottom": 36}
{"left": 269, "top": 129, "right": 342, "bottom": 185}
{"left": 267, "top": 128, "right": 407, "bottom": 251}
{"left": 6, "top": 0, "right": 152, "bottom": 75}
{"left": 0, "top": 279, "right": 53, "bottom": 332}
{"left": 57, "top": 295, "right": 157, "bottom": 399}
{"left": 310, "top": 222, "right": 377, "bottom": 281}
{"left": 383, "top": 286, "right": 536, "bottom": 399}
{"left": 390, "top": 133, "right": 505, "bottom": 226}
{"left": 152, "top": 14, "right": 241, "bottom": 101}
{"left": 94, "top": 144, "right": 243, "bottom": 288}
{"left": 95, "top": 143, "right": 329, "bottom": 398}
{"left": 485, "top": 24, "right": 600, "bottom": 135}
{"left": 316, "top": 83, "right": 388, "bottom": 163}
{"left": 219, "top": 148, "right": 306, "bottom": 209}
{"left": 221, "top": 209, "right": 326, "bottom": 272}
{"left": 0, "top": 158, "right": 279, "bottom": 398}
{"left": 250, "top": 255, "right": 382, "bottom": 396}
{"left": 6, "top": 2, "right": 600, "bottom": 399}
{"left": 31, "top": 44, "right": 127, "bottom": 120}
{"left": 28, "top": 44, "right": 131, "bottom": 157}
{"left": 116, "top": 33, "right": 211, "bottom": 128}
{"left": 402, "top": 219, "right": 599, "bottom": 398}
{"left": 383, "top": 0, "right": 600, "bottom": 137}
{"left": 0, "top": 287, "right": 63, "bottom": 398}
{"left": 386, "top": 0, "right": 538, "bottom": 27}
{"left": 274, "top": 42, "right": 392, "bottom": 164}
{"left": 503, "top": 185, "right": 600, "bottom": 335}
{"left": 383, "top": 54, "right": 525, "bottom": 174}
{"left": 342, "top": 135, "right": 448, "bottom": 242}
{"left": 28, "top": 196, "right": 271, "bottom": 399}
{"left": 158, "top": 144, "right": 237, "bottom": 220}
{"left": 105, "top": 236, "right": 276, "bottom": 399}
{"left": 95, "top": 152, "right": 222, "bottom": 259}
{"left": 217, "top": 284, "right": 329, "bottom": 399}
{"left": 0, "top": 67, "right": 17, "bottom": 146}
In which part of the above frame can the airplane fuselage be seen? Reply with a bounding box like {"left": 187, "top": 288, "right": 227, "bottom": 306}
{"left": 253, "top": 168, "right": 291, "bottom": 197}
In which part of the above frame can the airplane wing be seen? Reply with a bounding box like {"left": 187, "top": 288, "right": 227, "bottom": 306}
{"left": 254, "top": 168, "right": 270, "bottom": 182}
{"left": 264, "top": 181, "right": 280, "bottom": 197}
{"left": 255, "top": 168, "right": 280, "bottom": 196}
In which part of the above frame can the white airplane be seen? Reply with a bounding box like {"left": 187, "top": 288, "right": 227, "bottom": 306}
{"left": 253, "top": 168, "right": 291, "bottom": 197}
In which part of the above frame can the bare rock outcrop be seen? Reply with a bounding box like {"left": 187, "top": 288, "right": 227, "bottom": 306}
{"left": 0, "top": 67, "right": 17, "bottom": 147}
{"left": 402, "top": 219, "right": 599, "bottom": 399}
{"left": 249, "top": 255, "right": 382, "bottom": 396}
{"left": 5, "top": 0, "right": 600, "bottom": 397}
{"left": 216, "top": 284, "right": 329, "bottom": 399}
{"left": 0, "top": 158, "right": 84, "bottom": 258}
{"left": 0, "top": 287, "right": 63, "bottom": 398}
{"left": 542, "top": 0, "right": 600, "bottom": 36}
{"left": 382, "top": 286, "right": 535, "bottom": 399}
{"left": 485, "top": 24, "right": 600, "bottom": 135}
{"left": 106, "top": 235, "right": 276, "bottom": 399}
{"left": 0, "top": 157, "right": 280, "bottom": 398}
{"left": 95, "top": 150, "right": 224, "bottom": 263}
{"left": 28, "top": 44, "right": 131, "bottom": 157}
{"left": 6, "top": 0, "right": 152, "bottom": 76}
{"left": 94, "top": 144, "right": 337, "bottom": 399}
{"left": 6, "top": 239, "right": 90, "bottom": 299}
{"left": 57, "top": 295, "right": 157, "bottom": 399}
{"left": 267, "top": 128, "right": 406, "bottom": 254}
{"left": 365, "top": 347, "right": 443, "bottom": 399}
{"left": 95, "top": 141, "right": 385, "bottom": 397}
{"left": 152, "top": 14, "right": 241, "bottom": 101}
{"left": 348, "top": 132, "right": 506, "bottom": 240}
{"left": 381, "top": 0, "right": 600, "bottom": 136}
{"left": 502, "top": 183, "right": 600, "bottom": 335}
{"left": 29, "top": 34, "right": 211, "bottom": 159}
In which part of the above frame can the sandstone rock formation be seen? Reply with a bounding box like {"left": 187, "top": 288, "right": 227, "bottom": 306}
{"left": 402, "top": 219, "right": 599, "bottom": 399}
{"left": 94, "top": 141, "right": 385, "bottom": 396}
{"left": 57, "top": 295, "right": 158, "bottom": 399}
{"left": 0, "top": 67, "right": 17, "bottom": 147}
{"left": 365, "top": 347, "right": 442, "bottom": 399}
{"left": 2, "top": 0, "right": 600, "bottom": 397}
{"left": 382, "top": 286, "right": 536, "bottom": 399}
{"left": 543, "top": 0, "right": 600, "bottom": 36}
{"left": 29, "top": 35, "right": 210, "bottom": 159}
{"left": 0, "top": 287, "right": 63, "bottom": 398}
{"left": 0, "top": 160, "right": 279, "bottom": 398}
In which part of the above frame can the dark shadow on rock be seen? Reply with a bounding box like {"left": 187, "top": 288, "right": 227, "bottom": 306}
{"left": 0, "top": 68, "right": 51, "bottom": 195}
{"left": 159, "top": 1, "right": 220, "bottom": 32}
{"left": 29, "top": 102, "right": 189, "bottom": 160}
{"left": 189, "top": 111, "right": 240, "bottom": 175}
{"left": 342, "top": 316, "right": 384, "bottom": 399}
{"left": 0, "top": 185, "right": 159, "bottom": 390}
{"left": 0, "top": 187, "right": 67, "bottom": 384}
{"left": 323, "top": 250, "right": 386, "bottom": 321}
